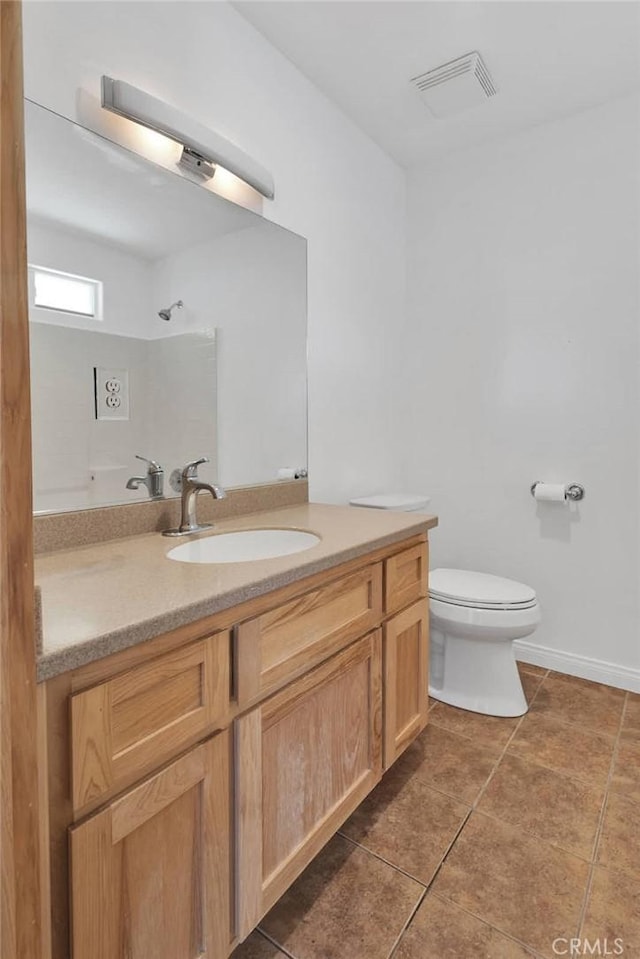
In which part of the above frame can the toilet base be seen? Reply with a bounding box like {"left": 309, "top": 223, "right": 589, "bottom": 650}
{"left": 429, "top": 626, "right": 528, "bottom": 718}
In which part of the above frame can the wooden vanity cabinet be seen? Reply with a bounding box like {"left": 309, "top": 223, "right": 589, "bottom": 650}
{"left": 235, "top": 630, "right": 383, "bottom": 937}
{"left": 44, "top": 532, "right": 431, "bottom": 959}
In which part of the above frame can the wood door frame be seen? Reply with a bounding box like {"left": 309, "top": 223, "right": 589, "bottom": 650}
{"left": 0, "top": 2, "right": 43, "bottom": 957}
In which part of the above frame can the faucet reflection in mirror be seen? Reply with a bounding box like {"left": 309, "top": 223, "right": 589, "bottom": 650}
{"left": 126, "top": 456, "right": 164, "bottom": 500}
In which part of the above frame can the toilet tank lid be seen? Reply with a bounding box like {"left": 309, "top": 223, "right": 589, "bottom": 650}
{"left": 349, "top": 493, "right": 431, "bottom": 511}
{"left": 430, "top": 568, "right": 536, "bottom": 606}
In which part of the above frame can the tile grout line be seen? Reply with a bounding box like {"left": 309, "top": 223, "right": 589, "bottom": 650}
{"left": 471, "top": 671, "right": 626, "bottom": 793}
{"left": 337, "top": 792, "right": 477, "bottom": 954}
{"left": 336, "top": 829, "right": 432, "bottom": 889}
{"left": 467, "top": 668, "right": 546, "bottom": 811}
{"left": 385, "top": 887, "right": 429, "bottom": 959}
{"left": 385, "top": 808, "right": 476, "bottom": 959}
{"left": 468, "top": 805, "right": 594, "bottom": 866}
{"left": 415, "top": 670, "right": 606, "bottom": 959}
{"left": 429, "top": 890, "right": 550, "bottom": 959}
{"left": 377, "top": 670, "right": 549, "bottom": 957}
{"left": 400, "top": 669, "right": 590, "bottom": 958}
{"left": 375, "top": 666, "right": 615, "bottom": 953}
{"left": 575, "top": 690, "right": 628, "bottom": 939}
{"left": 255, "top": 926, "right": 299, "bottom": 959}
{"left": 504, "top": 668, "right": 626, "bottom": 741}
{"left": 426, "top": 668, "right": 548, "bottom": 758}
{"left": 332, "top": 690, "right": 528, "bottom": 957}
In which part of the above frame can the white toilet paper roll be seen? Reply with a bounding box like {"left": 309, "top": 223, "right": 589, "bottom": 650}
{"left": 533, "top": 483, "right": 567, "bottom": 503}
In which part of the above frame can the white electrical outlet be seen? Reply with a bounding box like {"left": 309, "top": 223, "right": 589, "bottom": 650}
{"left": 94, "top": 367, "right": 130, "bottom": 420}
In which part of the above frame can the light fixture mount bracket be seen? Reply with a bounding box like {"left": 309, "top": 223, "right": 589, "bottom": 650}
{"left": 178, "top": 146, "right": 216, "bottom": 180}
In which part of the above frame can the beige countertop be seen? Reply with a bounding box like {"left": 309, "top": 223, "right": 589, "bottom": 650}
{"left": 35, "top": 502, "right": 438, "bottom": 681}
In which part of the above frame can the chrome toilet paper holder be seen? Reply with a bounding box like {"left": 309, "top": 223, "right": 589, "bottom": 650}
{"left": 530, "top": 482, "right": 585, "bottom": 501}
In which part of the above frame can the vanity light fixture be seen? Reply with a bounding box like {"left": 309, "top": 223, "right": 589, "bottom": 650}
{"left": 101, "top": 76, "right": 275, "bottom": 200}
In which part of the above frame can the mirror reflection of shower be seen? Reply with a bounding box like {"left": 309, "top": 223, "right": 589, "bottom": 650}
{"left": 158, "top": 299, "right": 183, "bottom": 322}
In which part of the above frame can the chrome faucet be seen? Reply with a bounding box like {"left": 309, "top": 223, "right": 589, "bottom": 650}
{"left": 162, "top": 457, "right": 226, "bottom": 537}
{"left": 126, "top": 455, "right": 164, "bottom": 499}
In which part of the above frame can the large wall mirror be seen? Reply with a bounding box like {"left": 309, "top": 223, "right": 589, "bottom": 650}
{"left": 25, "top": 100, "right": 307, "bottom": 514}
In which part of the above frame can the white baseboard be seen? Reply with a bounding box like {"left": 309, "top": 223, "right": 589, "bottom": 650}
{"left": 514, "top": 640, "right": 640, "bottom": 694}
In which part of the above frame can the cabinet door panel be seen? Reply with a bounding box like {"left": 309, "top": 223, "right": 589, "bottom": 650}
{"left": 235, "top": 565, "right": 382, "bottom": 707}
{"left": 385, "top": 543, "right": 428, "bottom": 615}
{"left": 70, "top": 732, "right": 232, "bottom": 959}
{"left": 384, "top": 599, "right": 429, "bottom": 768}
{"left": 71, "top": 634, "right": 230, "bottom": 813}
{"left": 236, "top": 632, "right": 382, "bottom": 938}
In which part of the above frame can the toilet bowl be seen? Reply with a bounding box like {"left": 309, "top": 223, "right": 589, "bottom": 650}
{"left": 429, "top": 568, "right": 541, "bottom": 717}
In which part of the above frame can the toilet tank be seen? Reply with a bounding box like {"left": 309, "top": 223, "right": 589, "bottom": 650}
{"left": 349, "top": 493, "right": 431, "bottom": 512}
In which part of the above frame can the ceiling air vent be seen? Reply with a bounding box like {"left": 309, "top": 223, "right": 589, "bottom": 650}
{"left": 411, "top": 51, "right": 497, "bottom": 118}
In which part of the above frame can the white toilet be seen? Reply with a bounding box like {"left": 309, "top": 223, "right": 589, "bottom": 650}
{"left": 349, "top": 493, "right": 541, "bottom": 718}
{"left": 429, "top": 568, "right": 540, "bottom": 717}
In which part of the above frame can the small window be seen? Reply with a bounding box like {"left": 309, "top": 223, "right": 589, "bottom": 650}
{"left": 29, "top": 266, "right": 102, "bottom": 319}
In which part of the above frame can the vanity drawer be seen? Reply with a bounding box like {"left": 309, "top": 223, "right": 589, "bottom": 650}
{"left": 235, "top": 563, "right": 383, "bottom": 708}
{"left": 71, "top": 632, "right": 230, "bottom": 813}
{"left": 385, "top": 542, "right": 428, "bottom": 615}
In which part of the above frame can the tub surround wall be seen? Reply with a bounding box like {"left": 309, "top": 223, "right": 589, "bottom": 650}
{"left": 31, "top": 321, "right": 219, "bottom": 512}
{"left": 405, "top": 94, "right": 640, "bottom": 691}
{"left": 30, "top": 322, "right": 151, "bottom": 510}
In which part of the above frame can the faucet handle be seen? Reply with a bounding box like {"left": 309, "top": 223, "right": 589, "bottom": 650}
{"left": 182, "top": 457, "right": 209, "bottom": 479}
{"left": 135, "top": 455, "right": 162, "bottom": 472}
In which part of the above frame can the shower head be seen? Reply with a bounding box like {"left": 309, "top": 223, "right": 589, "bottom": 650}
{"left": 158, "top": 299, "right": 183, "bottom": 321}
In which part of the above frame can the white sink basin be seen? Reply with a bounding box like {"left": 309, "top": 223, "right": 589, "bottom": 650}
{"left": 166, "top": 528, "right": 320, "bottom": 564}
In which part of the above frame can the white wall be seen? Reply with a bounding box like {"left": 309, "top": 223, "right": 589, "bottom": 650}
{"left": 22, "top": 0, "right": 408, "bottom": 504}
{"left": 405, "top": 94, "right": 640, "bottom": 688}
{"left": 153, "top": 225, "right": 307, "bottom": 487}
{"left": 27, "top": 218, "right": 155, "bottom": 337}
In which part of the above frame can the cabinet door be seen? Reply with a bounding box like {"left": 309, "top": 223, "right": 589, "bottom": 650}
{"left": 385, "top": 543, "right": 428, "bottom": 615}
{"left": 71, "top": 633, "right": 230, "bottom": 814}
{"left": 236, "top": 631, "right": 383, "bottom": 939}
{"left": 235, "top": 564, "right": 382, "bottom": 708}
{"left": 383, "top": 599, "right": 429, "bottom": 768}
{"left": 70, "top": 731, "right": 232, "bottom": 959}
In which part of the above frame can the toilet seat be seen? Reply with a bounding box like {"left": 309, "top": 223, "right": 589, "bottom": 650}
{"left": 430, "top": 594, "right": 539, "bottom": 611}
{"left": 430, "top": 595, "right": 541, "bottom": 634}
{"left": 430, "top": 568, "right": 537, "bottom": 611}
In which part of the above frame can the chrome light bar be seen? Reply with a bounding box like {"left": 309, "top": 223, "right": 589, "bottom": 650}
{"left": 101, "top": 76, "right": 275, "bottom": 200}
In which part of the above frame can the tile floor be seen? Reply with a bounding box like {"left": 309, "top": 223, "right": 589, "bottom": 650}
{"left": 233, "top": 664, "right": 640, "bottom": 959}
